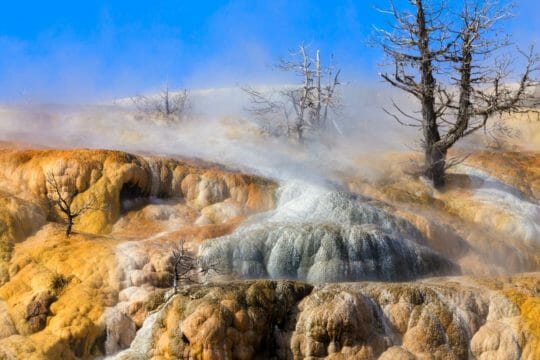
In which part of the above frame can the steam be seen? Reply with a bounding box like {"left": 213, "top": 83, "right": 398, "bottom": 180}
{"left": 1, "top": 82, "right": 538, "bottom": 278}
{"left": 0, "top": 84, "right": 420, "bottom": 183}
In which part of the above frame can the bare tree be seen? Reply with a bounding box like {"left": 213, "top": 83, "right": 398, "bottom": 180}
{"left": 485, "top": 119, "right": 521, "bottom": 150}
{"left": 131, "top": 84, "right": 191, "bottom": 124}
{"left": 242, "top": 86, "right": 292, "bottom": 137}
{"left": 169, "top": 240, "right": 221, "bottom": 292}
{"left": 243, "top": 43, "right": 342, "bottom": 143}
{"left": 376, "top": 0, "right": 539, "bottom": 187}
{"left": 46, "top": 172, "right": 98, "bottom": 236}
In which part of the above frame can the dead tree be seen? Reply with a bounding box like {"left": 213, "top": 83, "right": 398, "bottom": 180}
{"left": 243, "top": 43, "right": 342, "bottom": 142}
{"left": 131, "top": 84, "right": 191, "bottom": 123}
{"left": 242, "top": 86, "right": 292, "bottom": 137}
{"left": 169, "top": 240, "right": 221, "bottom": 292}
{"left": 46, "top": 172, "right": 97, "bottom": 237}
{"left": 485, "top": 119, "right": 521, "bottom": 150}
{"left": 376, "top": 0, "right": 539, "bottom": 187}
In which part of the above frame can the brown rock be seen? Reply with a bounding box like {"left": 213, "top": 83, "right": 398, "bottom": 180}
{"left": 25, "top": 291, "right": 56, "bottom": 333}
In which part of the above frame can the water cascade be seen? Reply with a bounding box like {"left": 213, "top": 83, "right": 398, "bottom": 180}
{"left": 200, "top": 181, "right": 457, "bottom": 282}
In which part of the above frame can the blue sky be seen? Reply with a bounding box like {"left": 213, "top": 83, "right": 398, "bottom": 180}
{"left": 0, "top": 0, "right": 538, "bottom": 103}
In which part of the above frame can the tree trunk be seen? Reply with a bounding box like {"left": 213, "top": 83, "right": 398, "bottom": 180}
{"left": 66, "top": 217, "right": 73, "bottom": 237}
{"left": 164, "top": 86, "right": 170, "bottom": 115}
{"left": 416, "top": 0, "right": 444, "bottom": 187}
{"left": 299, "top": 43, "right": 310, "bottom": 142}
{"left": 315, "top": 50, "right": 322, "bottom": 129}
{"left": 297, "top": 123, "right": 304, "bottom": 144}
{"left": 425, "top": 145, "right": 446, "bottom": 187}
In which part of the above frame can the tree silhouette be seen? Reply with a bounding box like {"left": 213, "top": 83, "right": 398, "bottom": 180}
{"left": 46, "top": 172, "right": 98, "bottom": 236}
{"left": 376, "top": 0, "right": 539, "bottom": 187}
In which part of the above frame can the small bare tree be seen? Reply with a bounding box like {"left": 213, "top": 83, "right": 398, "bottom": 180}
{"left": 169, "top": 240, "right": 221, "bottom": 292}
{"left": 131, "top": 84, "right": 191, "bottom": 123}
{"left": 243, "top": 43, "right": 342, "bottom": 143}
{"left": 376, "top": 0, "right": 539, "bottom": 187}
{"left": 485, "top": 119, "right": 521, "bottom": 150}
{"left": 46, "top": 172, "right": 98, "bottom": 237}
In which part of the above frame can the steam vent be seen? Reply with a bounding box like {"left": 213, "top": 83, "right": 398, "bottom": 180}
{"left": 1, "top": 1, "right": 540, "bottom": 359}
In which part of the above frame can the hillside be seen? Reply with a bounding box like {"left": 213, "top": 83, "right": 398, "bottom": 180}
{"left": 0, "top": 126, "right": 538, "bottom": 358}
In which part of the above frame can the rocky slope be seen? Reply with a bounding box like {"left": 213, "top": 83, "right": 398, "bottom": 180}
{"left": 0, "top": 142, "right": 538, "bottom": 359}
{"left": 199, "top": 184, "right": 457, "bottom": 283}
{"left": 114, "top": 274, "right": 540, "bottom": 360}
{"left": 0, "top": 147, "right": 275, "bottom": 359}
{"left": 346, "top": 150, "right": 540, "bottom": 276}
